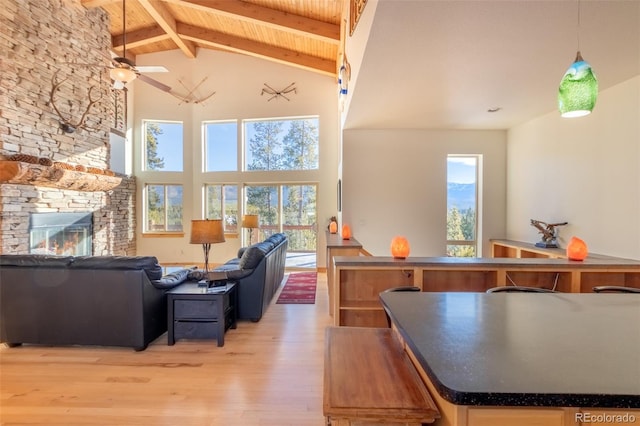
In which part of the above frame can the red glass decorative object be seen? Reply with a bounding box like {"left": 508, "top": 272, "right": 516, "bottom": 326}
{"left": 329, "top": 220, "right": 338, "bottom": 234}
{"left": 566, "top": 236, "right": 588, "bottom": 261}
{"left": 390, "top": 236, "right": 410, "bottom": 259}
{"left": 341, "top": 224, "right": 351, "bottom": 240}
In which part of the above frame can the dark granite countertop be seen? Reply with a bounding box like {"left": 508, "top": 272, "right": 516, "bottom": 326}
{"left": 380, "top": 292, "right": 640, "bottom": 408}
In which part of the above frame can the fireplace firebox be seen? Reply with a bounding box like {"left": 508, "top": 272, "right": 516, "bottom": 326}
{"left": 29, "top": 212, "right": 93, "bottom": 256}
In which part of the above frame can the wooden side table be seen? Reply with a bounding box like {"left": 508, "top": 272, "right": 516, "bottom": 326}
{"left": 167, "top": 282, "right": 237, "bottom": 347}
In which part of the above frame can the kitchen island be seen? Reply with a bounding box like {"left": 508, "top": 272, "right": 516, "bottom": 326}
{"left": 379, "top": 292, "right": 640, "bottom": 426}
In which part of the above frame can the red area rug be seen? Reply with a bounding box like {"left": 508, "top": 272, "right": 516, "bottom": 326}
{"left": 276, "top": 272, "right": 317, "bottom": 304}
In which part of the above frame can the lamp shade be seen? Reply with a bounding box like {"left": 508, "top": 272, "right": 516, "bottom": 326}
{"left": 241, "top": 214, "right": 259, "bottom": 229}
{"left": 558, "top": 51, "right": 598, "bottom": 118}
{"left": 109, "top": 66, "right": 137, "bottom": 84}
{"left": 566, "top": 236, "right": 588, "bottom": 261}
{"left": 390, "top": 236, "right": 410, "bottom": 259}
{"left": 190, "top": 219, "right": 225, "bottom": 244}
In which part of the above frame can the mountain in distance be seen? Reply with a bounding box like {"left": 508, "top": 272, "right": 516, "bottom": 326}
{"left": 447, "top": 183, "right": 476, "bottom": 211}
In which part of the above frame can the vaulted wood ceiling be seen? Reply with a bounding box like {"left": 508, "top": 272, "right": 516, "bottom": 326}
{"left": 81, "top": 0, "right": 346, "bottom": 78}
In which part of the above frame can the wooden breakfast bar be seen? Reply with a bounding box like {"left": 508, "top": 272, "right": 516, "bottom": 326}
{"left": 379, "top": 292, "right": 640, "bottom": 426}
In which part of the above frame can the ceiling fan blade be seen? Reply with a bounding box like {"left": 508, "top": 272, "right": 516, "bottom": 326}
{"left": 136, "top": 65, "right": 168, "bottom": 73}
{"left": 138, "top": 74, "right": 172, "bottom": 93}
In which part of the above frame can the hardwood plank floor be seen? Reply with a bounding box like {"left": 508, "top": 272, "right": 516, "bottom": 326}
{"left": 0, "top": 273, "right": 332, "bottom": 426}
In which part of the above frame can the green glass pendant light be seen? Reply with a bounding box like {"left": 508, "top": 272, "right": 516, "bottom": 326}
{"left": 558, "top": 0, "right": 598, "bottom": 118}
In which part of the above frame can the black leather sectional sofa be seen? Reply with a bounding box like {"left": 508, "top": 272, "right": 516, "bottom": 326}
{"left": 0, "top": 255, "right": 177, "bottom": 351}
{"left": 0, "top": 233, "right": 288, "bottom": 350}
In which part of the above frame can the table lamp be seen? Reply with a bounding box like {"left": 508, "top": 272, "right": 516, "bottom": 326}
{"left": 190, "top": 219, "right": 225, "bottom": 278}
{"left": 242, "top": 214, "right": 259, "bottom": 245}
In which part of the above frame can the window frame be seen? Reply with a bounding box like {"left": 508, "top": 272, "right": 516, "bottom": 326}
{"left": 203, "top": 120, "right": 239, "bottom": 172}
{"left": 446, "top": 155, "right": 480, "bottom": 257}
{"left": 143, "top": 183, "right": 184, "bottom": 234}
{"left": 204, "top": 183, "right": 239, "bottom": 234}
{"left": 242, "top": 116, "right": 320, "bottom": 172}
{"left": 142, "top": 119, "right": 184, "bottom": 172}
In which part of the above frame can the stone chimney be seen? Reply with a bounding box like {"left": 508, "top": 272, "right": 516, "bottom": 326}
{"left": 0, "top": 0, "right": 135, "bottom": 255}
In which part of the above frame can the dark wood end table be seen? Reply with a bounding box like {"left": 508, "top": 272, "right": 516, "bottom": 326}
{"left": 167, "top": 281, "right": 237, "bottom": 347}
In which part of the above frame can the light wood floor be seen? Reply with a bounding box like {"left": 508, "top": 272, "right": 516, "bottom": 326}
{"left": 0, "top": 272, "right": 333, "bottom": 426}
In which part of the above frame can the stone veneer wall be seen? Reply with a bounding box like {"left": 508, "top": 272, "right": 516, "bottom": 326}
{"left": 0, "top": 0, "right": 136, "bottom": 255}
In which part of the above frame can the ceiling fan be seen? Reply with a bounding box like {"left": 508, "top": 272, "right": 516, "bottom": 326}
{"left": 109, "top": 0, "right": 171, "bottom": 92}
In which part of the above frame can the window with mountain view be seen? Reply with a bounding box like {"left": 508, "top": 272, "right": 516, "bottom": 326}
{"left": 243, "top": 117, "right": 319, "bottom": 171}
{"left": 145, "top": 184, "right": 183, "bottom": 233}
{"left": 447, "top": 155, "right": 479, "bottom": 257}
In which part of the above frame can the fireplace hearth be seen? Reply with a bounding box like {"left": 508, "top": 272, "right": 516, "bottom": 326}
{"left": 29, "top": 212, "right": 93, "bottom": 256}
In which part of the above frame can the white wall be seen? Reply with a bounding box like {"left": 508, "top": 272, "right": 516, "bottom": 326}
{"left": 342, "top": 129, "right": 507, "bottom": 256}
{"left": 131, "top": 49, "right": 340, "bottom": 266}
{"left": 507, "top": 76, "right": 640, "bottom": 260}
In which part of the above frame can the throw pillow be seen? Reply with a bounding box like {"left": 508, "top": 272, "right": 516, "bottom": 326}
{"left": 239, "top": 246, "right": 265, "bottom": 270}
{"left": 152, "top": 268, "right": 190, "bottom": 289}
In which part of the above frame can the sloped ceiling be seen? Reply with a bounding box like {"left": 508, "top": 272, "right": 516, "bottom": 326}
{"left": 344, "top": 0, "right": 640, "bottom": 130}
{"left": 83, "top": 0, "right": 344, "bottom": 77}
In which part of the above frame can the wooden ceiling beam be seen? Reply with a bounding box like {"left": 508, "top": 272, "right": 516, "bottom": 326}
{"left": 80, "top": 0, "right": 120, "bottom": 7}
{"left": 111, "top": 25, "right": 170, "bottom": 51}
{"left": 177, "top": 22, "right": 336, "bottom": 77}
{"left": 137, "top": 0, "right": 197, "bottom": 59}
{"left": 171, "top": 0, "right": 340, "bottom": 44}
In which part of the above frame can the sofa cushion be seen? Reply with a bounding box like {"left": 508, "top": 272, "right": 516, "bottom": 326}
{"left": 238, "top": 246, "right": 266, "bottom": 270}
{"left": 152, "top": 269, "right": 190, "bottom": 289}
{"left": 266, "top": 233, "right": 286, "bottom": 246}
{"left": 70, "top": 256, "right": 163, "bottom": 281}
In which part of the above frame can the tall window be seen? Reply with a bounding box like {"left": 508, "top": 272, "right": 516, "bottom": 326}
{"left": 205, "top": 184, "right": 239, "bottom": 233}
{"left": 244, "top": 117, "right": 319, "bottom": 171}
{"left": 145, "top": 184, "right": 183, "bottom": 232}
{"left": 143, "top": 120, "right": 183, "bottom": 171}
{"left": 204, "top": 121, "right": 238, "bottom": 171}
{"left": 446, "top": 155, "right": 479, "bottom": 257}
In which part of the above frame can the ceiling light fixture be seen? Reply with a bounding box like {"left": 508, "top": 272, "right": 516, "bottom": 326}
{"left": 111, "top": 0, "right": 138, "bottom": 87}
{"left": 109, "top": 66, "right": 136, "bottom": 84}
{"left": 558, "top": 0, "right": 598, "bottom": 118}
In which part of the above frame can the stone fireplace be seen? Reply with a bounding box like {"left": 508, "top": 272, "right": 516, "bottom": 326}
{"left": 0, "top": 0, "right": 136, "bottom": 256}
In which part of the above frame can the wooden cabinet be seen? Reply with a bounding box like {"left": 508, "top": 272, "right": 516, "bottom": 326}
{"left": 333, "top": 256, "right": 640, "bottom": 327}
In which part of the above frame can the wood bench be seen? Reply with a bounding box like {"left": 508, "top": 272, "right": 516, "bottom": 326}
{"left": 323, "top": 326, "right": 439, "bottom": 426}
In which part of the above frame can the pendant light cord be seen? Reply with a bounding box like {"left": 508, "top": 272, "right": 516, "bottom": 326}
{"left": 576, "top": 0, "right": 581, "bottom": 52}
{"left": 122, "top": 0, "right": 127, "bottom": 56}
